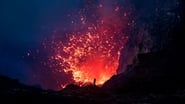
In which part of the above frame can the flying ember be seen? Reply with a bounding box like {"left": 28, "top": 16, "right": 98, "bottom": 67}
{"left": 48, "top": 2, "right": 130, "bottom": 88}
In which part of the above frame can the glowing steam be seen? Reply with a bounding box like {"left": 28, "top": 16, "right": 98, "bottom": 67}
{"left": 47, "top": 1, "right": 130, "bottom": 88}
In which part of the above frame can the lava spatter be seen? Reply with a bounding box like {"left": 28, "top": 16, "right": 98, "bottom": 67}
{"left": 47, "top": 2, "right": 130, "bottom": 88}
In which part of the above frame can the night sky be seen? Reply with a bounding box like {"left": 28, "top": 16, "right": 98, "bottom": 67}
{"left": 0, "top": 0, "right": 180, "bottom": 90}
{"left": 0, "top": 0, "right": 82, "bottom": 89}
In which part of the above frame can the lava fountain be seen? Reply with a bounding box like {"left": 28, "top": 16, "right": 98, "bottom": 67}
{"left": 47, "top": 1, "right": 130, "bottom": 88}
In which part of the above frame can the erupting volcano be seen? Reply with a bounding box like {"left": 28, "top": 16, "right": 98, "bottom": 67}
{"left": 45, "top": 1, "right": 130, "bottom": 88}
{"left": 53, "top": 25, "right": 128, "bottom": 86}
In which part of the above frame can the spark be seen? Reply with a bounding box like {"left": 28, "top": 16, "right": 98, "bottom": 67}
{"left": 51, "top": 23, "right": 128, "bottom": 86}
{"left": 46, "top": 2, "right": 130, "bottom": 88}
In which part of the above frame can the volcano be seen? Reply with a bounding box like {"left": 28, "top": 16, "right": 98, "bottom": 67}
{"left": 0, "top": 1, "right": 185, "bottom": 104}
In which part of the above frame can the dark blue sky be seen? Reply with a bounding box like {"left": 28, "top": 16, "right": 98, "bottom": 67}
{"left": 0, "top": 0, "right": 81, "bottom": 81}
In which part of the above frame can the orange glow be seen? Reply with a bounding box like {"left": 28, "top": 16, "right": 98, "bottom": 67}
{"left": 47, "top": 3, "right": 130, "bottom": 88}
{"left": 52, "top": 22, "right": 128, "bottom": 87}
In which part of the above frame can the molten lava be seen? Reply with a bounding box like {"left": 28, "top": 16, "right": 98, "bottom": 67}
{"left": 52, "top": 22, "right": 128, "bottom": 87}
{"left": 47, "top": 2, "right": 130, "bottom": 88}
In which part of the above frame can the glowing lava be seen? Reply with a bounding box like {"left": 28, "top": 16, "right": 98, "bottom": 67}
{"left": 47, "top": 2, "right": 130, "bottom": 88}
{"left": 52, "top": 22, "right": 128, "bottom": 87}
